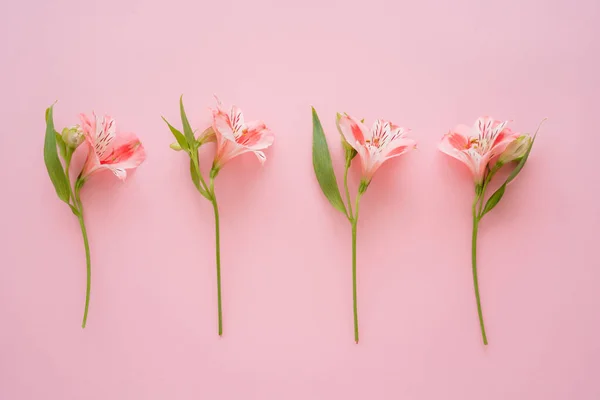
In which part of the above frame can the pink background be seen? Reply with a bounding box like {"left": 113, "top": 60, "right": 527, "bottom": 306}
{"left": 1, "top": 0, "right": 599, "bottom": 398}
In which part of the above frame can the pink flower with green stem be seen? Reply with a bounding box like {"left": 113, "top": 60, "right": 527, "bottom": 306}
{"left": 439, "top": 116, "right": 546, "bottom": 345}
{"left": 312, "top": 108, "right": 416, "bottom": 343}
{"left": 163, "top": 96, "right": 274, "bottom": 336}
{"left": 43, "top": 104, "right": 145, "bottom": 328}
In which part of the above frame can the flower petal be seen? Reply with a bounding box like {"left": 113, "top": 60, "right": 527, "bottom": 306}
{"left": 212, "top": 108, "right": 236, "bottom": 142}
{"left": 243, "top": 122, "right": 275, "bottom": 150}
{"left": 439, "top": 132, "right": 480, "bottom": 179}
{"left": 229, "top": 105, "right": 245, "bottom": 137}
{"left": 383, "top": 137, "right": 417, "bottom": 158}
{"left": 253, "top": 150, "right": 267, "bottom": 164}
{"left": 337, "top": 114, "right": 368, "bottom": 150}
{"left": 93, "top": 114, "right": 116, "bottom": 158}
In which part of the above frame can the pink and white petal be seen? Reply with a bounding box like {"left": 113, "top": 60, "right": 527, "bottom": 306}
{"left": 212, "top": 109, "right": 236, "bottom": 142}
{"left": 338, "top": 114, "right": 368, "bottom": 150}
{"left": 439, "top": 141, "right": 479, "bottom": 178}
{"left": 439, "top": 132, "right": 466, "bottom": 155}
{"left": 214, "top": 139, "right": 242, "bottom": 167}
{"left": 229, "top": 105, "right": 245, "bottom": 137}
{"left": 253, "top": 150, "right": 267, "bottom": 164}
{"left": 370, "top": 119, "right": 391, "bottom": 141}
{"left": 442, "top": 130, "right": 470, "bottom": 151}
{"left": 108, "top": 167, "right": 127, "bottom": 181}
{"left": 490, "top": 126, "right": 520, "bottom": 154}
{"left": 390, "top": 125, "right": 410, "bottom": 140}
{"left": 93, "top": 115, "right": 117, "bottom": 158}
{"left": 475, "top": 116, "right": 495, "bottom": 135}
{"left": 105, "top": 140, "right": 146, "bottom": 171}
{"left": 383, "top": 137, "right": 417, "bottom": 159}
{"left": 357, "top": 146, "right": 373, "bottom": 179}
{"left": 80, "top": 145, "right": 102, "bottom": 179}
{"left": 244, "top": 125, "right": 275, "bottom": 150}
{"left": 79, "top": 113, "right": 95, "bottom": 137}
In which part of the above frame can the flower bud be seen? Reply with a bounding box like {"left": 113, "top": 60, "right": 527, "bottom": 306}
{"left": 498, "top": 135, "right": 531, "bottom": 164}
{"left": 336, "top": 113, "right": 357, "bottom": 162}
{"left": 170, "top": 142, "right": 183, "bottom": 151}
{"left": 61, "top": 125, "right": 84, "bottom": 149}
{"left": 197, "top": 126, "right": 216, "bottom": 146}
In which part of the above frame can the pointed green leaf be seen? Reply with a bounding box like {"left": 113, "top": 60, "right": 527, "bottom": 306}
{"left": 162, "top": 116, "right": 188, "bottom": 151}
{"left": 179, "top": 96, "right": 195, "bottom": 145}
{"left": 481, "top": 183, "right": 506, "bottom": 218}
{"left": 312, "top": 107, "right": 347, "bottom": 215}
{"left": 44, "top": 105, "right": 70, "bottom": 203}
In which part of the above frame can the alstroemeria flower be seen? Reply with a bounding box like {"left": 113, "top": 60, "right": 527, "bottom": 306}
{"left": 211, "top": 98, "right": 274, "bottom": 170}
{"left": 439, "top": 117, "right": 519, "bottom": 184}
{"left": 338, "top": 114, "right": 416, "bottom": 183}
{"left": 79, "top": 113, "right": 146, "bottom": 181}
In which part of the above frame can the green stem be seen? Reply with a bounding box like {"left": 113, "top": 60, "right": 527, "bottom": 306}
{"left": 351, "top": 220, "right": 358, "bottom": 343}
{"left": 78, "top": 213, "right": 91, "bottom": 328}
{"left": 209, "top": 178, "right": 223, "bottom": 336}
{"left": 351, "top": 193, "right": 362, "bottom": 343}
{"left": 471, "top": 198, "right": 488, "bottom": 345}
{"left": 74, "top": 188, "right": 91, "bottom": 329}
{"left": 343, "top": 160, "right": 353, "bottom": 219}
{"left": 192, "top": 150, "right": 210, "bottom": 196}
{"left": 477, "top": 165, "right": 500, "bottom": 217}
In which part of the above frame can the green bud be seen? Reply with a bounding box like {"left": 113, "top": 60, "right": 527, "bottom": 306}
{"left": 197, "top": 126, "right": 216, "bottom": 146}
{"left": 170, "top": 142, "right": 183, "bottom": 151}
{"left": 499, "top": 135, "right": 532, "bottom": 164}
{"left": 358, "top": 180, "right": 369, "bottom": 194}
{"left": 61, "top": 125, "right": 84, "bottom": 149}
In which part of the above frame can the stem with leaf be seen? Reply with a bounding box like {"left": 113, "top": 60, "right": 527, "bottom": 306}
{"left": 165, "top": 97, "right": 226, "bottom": 336}
{"left": 43, "top": 104, "right": 94, "bottom": 328}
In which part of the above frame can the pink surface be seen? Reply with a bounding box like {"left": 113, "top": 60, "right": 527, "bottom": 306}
{"left": 1, "top": 0, "right": 599, "bottom": 398}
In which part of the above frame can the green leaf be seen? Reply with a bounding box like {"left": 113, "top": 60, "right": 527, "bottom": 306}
{"left": 44, "top": 105, "right": 70, "bottom": 203}
{"left": 55, "top": 131, "right": 67, "bottom": 160}
{"left": 69, "top": 204, "right": 80, "bottom": 216}
{"left": 179, "top": 96, "right": 195, "bottom": 145}
{"left": 190, "top": 159, "right": 201, "bottom": 191}
{"left": 481, "top": 183, "right": 506, "bottom": 218}
{"left": 162, "top": 116, "right": 188, "bottom": 151}
{"left": 312, "top": 107, "right": 347, "bottom": 215}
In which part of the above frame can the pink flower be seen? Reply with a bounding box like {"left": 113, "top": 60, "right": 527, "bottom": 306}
{"left": 337, "top": 113, "right": 416, "bottom": 183}
{"left": 79, "top": 113, "right": 146, "bottom": 181}
{"left": 439, "top": 116, "right": 520, "bottom": 184}
{"left": 211, "top": 98, "right": 274, "bottom": 170}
